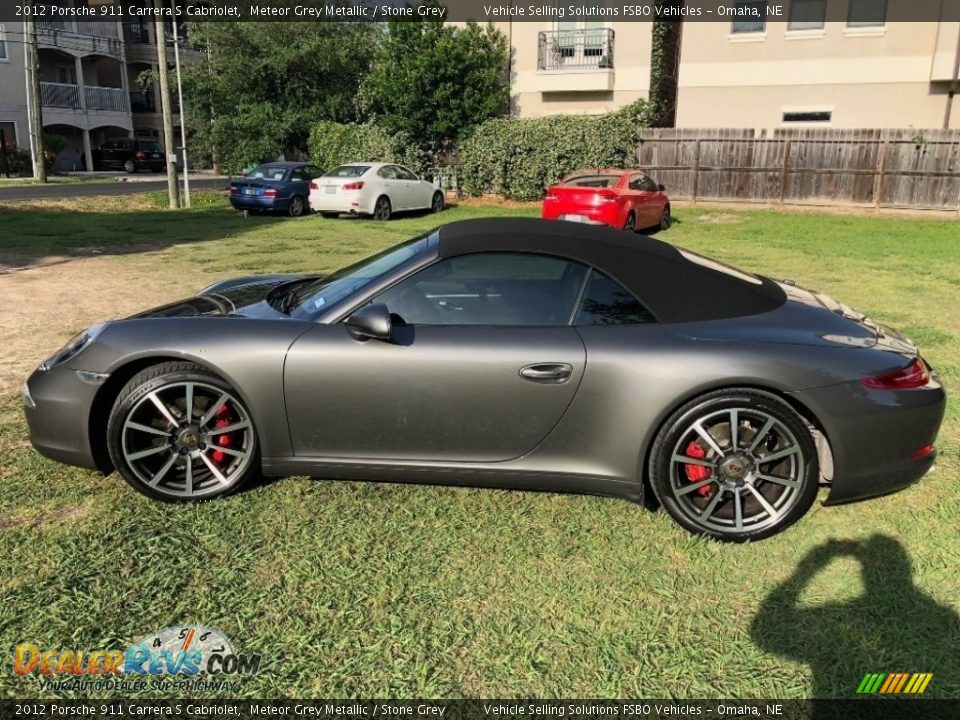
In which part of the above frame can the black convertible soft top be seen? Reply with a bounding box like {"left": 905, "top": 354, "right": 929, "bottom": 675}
{"left": 436, "top": 218, "right": 786, "bottom": 324}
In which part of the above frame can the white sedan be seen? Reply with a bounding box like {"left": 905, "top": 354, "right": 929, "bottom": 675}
{"left": 309, "top": 162, "right": 445, "bottom": 220}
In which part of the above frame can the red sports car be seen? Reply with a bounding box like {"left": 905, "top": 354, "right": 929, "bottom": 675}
{"left": 542, "top": 169, "right": 671, "bottom": 232}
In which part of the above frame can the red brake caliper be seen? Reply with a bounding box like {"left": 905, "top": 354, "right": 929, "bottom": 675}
{"left": 683, "top": 441, "right": 713, "bottom": 496}
{"left": 211, "top": 403, "right": 232, "bottom": 464}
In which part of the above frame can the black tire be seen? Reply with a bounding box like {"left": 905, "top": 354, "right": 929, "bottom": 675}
{"left": 431, "top": 191, "right": 444, "bottom": 214}
{"left": 648, "top": 388, "right": 819, "bottom": 542}
{"left": 107, "top": 361, "right": 260, "bottom": 502}
{"left": 288, "top": 195, "right": 306, "bottom": 217}
{"left": 123, "top": 160, "right": 136, "bottom": 174}
{"left": 623, "top": 211, "right": 636, "bottom": 233}
{"left": 319, "top": 211, "right": 339, "bottom": 219}
{"left": 372, "top": 195, "right": 392, "bottom": 221}
{"left": 659, "top": 205, "right": 671, "bottom": 231}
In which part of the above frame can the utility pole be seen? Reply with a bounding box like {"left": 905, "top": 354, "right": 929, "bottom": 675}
{"left": 26, "top": 7, "right": 47, "bottom": 182}
{"left": 155, "top": 5, "right": 178, "bottom": 208}
{"left": 171, "top": 5, "right": 190, "bottom": 208}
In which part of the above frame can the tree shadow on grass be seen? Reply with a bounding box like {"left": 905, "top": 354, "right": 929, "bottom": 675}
{"left": 0, "top": 202, "right": 293, "bottom": 271}
{"left": 751, "top": 535, "right": 959, "bottom": 712}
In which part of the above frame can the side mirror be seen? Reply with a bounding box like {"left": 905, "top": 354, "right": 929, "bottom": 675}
{"left": 345, "top": 303, "right": 392, "bottom": 342}
{"left": 658, "top": 183, "right": 666, "bottom": 192}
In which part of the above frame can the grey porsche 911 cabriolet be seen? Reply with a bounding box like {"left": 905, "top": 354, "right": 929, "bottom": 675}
{"left": 24, "top": 218, "right": 945, "bottom": 541}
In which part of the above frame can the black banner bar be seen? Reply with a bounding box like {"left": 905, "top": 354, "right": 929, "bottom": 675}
{"left": 2, "top": 0, "right": 960, "bottom": 24}
{"left": 2, "top": 700, "right": 958, "bottom": 720}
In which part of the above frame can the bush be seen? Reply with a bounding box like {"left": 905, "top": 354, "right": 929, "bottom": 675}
{"left": 459, "top": 100, "right": 651, "bottom": 201}
{"left": 308, "top": 121, "right": 424, "bottom": 175}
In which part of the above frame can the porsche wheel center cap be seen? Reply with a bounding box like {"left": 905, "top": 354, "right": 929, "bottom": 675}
{"left": 721, "top": 454, "right": 751, "bottom": 481}
{"left": 176, "top": 426, "right": 202, "bottom": 450}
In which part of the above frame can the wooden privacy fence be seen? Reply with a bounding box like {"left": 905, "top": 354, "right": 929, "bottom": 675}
{"left": 636, "top": 128, "right": 960, "bottom": 211}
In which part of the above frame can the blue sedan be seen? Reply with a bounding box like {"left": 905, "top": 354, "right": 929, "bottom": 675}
{"left": 229, "top": 162, "right": 324, "bottom": 217}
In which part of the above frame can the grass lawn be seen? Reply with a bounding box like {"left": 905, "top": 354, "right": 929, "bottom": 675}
{"left": 0, "top": 175, "right": 121, "bottom": 187}
{"left": 0, "top": 195, "right": 958, "bottom": 699}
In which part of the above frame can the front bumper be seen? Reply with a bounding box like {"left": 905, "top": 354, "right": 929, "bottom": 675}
{"left": 23, "top": 364, "right": 103, "bottom": 471}
{"left": 791, "top": 377, "right": 946, "bottom": 505}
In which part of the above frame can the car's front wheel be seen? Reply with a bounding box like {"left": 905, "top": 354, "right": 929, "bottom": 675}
{"left": 622, "top": 211, "right": 636, "bottom": 233}
{"left": 431, "top": 191, "right": 444, "bottom": 214}
{"left": 648, "top": 389, "right": 819, "bottom": 542}
{"left": 123, "top": 160, "right": 136, "bottom": 174}
{"left": 107, "top": 362, "right": 259, "bottom": 502}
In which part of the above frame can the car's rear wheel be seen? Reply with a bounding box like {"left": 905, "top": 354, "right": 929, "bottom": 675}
{"left": 623, "top": 211, "right": 636, "bottom": 233}
{"left": 659, "top": 205, "right": 671, "bottom": 231}
{"left": 123, "top": 160, "right": 136, "bottom": 174}
{"left": 107, "top": 362, "right": 259, "bottom": 502}
{"left": 648, "top": 389, "right": 819, "bottom": 542}
{"left": 373, "top": 195, "right": 392, "bottom": 221}
{"left": 431, "top": 191, "right": 444, "bottom": 214}
{"left": 288, "top": 195, "right": 306, "bottom": 217}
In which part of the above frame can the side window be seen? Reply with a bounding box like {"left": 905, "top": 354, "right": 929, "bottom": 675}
{"left": 376, "top": 252, "right": 588, "bottom": 326}
{"left": 395, "top": 165, "right": 417, "bottom": 180}
{"left": 377, "top": 165, "right": 397, "bottom": 179}
{"left": 628, "top": 174, "right": 645, "bottom": 191}
{"left": 640, "top": 176, "right": 658, "bottom": 192}
{"left": 306, "top": 165, "right": 323, "bottom": 178}
{"left": 575, "top": 270, "right": 656, "bottom": 325}
{"left": 291, "top": 168, "right": 308, "bottom": 182}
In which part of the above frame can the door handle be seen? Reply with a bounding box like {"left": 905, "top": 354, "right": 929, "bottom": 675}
{"left": 519, "top": 363, "right": 573, "bottom": 384}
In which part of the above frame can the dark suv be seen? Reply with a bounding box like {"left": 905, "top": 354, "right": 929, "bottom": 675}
{"left": 92, "top": 139, "right": 166, "bottom": 173}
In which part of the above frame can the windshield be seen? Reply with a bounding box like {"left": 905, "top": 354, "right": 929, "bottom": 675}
{"left": 247, "top": 165, "right": 288, "bottom": 181}
{"left": 286, "top": 231, "right": 438, "bottom": 319}
{"left": 325, "top": 165, "right": 370, "bottom": 178}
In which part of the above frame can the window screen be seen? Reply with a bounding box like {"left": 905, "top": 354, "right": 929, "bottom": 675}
{"left": 848, "top": 0, "right": 886, "bottom": 26}
{"left": 788, "top": 0, "right": 826, "bottom": 29}
{"left": 731, "top": 1, "right": 767, "bottom": 33}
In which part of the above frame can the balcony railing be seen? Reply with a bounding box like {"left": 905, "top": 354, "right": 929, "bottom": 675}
{"left": 127, "top": 22, "right": 151, "bottom": 44}
{"left": 130, "top": 90, "right": 156, "bottom": 113}
{"left": 85, "top": 85, "right": 128, "bottom": 112}
{"left": 36, "top": 19, "right": 117, "bottom": 37}
{"left": 40, "top": 83, "right": 129, "bottom": 112}
{"left": 40, "top": 82, "right": 81, "bottom": 109}
{"left": 537, "top": 28, "right": 615, "bottom": 71}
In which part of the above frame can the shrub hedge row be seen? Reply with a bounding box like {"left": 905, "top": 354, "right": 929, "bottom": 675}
{"left": 458, "top": 100, "right": 650, "bottom": 201}
{"left": 308, "top": 121, "right": 423, "bottom": 176}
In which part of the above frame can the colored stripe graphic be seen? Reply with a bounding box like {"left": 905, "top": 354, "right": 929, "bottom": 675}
{"left": 857, "top": 672, "right": 932, "bottom": 694}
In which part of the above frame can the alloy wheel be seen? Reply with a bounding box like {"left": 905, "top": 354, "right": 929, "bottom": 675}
{"left": 120, "top": 381, "right": 255, "bottom": 499}
{"left": 623, "top": 212, "right": 636, "bottom": 232}
{"left": 289, "top": 196, "right": 305, "bottom": 217}
{"left": 667, "top": 408, "right": 806, "bottom": 535}
{"left": 432, "top": 192, "right": 444, "bottom": 213}
{"left": 373, "top": 197, "right": 391, "bottom": 221}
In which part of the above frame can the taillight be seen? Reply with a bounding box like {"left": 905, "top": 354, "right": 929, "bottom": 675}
{"left": 342, "top": 181, "right": 364, "bottom": 190}
{"left": 911, "top": 444, "right": 935, "bottom": 460}
{"left": 263, "top": 188, "right": 277, "bottom": 198}
{"left": 597, "top": 191, "right": 617, "bottom": 203}
{"left": 229, "top": 185, "right": 237, "bottom": 194}
{"left": 309, "top": 181, "right": 319, "bottom": 190}
{"left": 134, "top": 150, "right": 145, "bottom": 160}
{"left": 862, "top": 358, "right": 930, "bottom": 390}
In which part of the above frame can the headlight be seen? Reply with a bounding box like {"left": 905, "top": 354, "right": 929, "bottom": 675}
{"left": 39, "top": 324, "right": 106, "bottom": 371}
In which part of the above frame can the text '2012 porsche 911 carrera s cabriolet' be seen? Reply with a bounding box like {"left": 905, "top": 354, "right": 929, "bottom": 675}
{"left": 24, "top": 218, "right": 945, "bottom": 541}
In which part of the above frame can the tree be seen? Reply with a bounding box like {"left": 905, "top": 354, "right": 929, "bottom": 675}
{"left": 180, "top": 22, "right": 381, "bottom": 173}
{"left": 359, "top": 19, "right": 509, "bottom": 162}
{"left": 648, "top": 1, "right": 684, "bottom": 128}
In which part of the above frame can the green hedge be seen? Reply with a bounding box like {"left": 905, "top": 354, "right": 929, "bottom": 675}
{"left": 459, "top": 100, "right": 650, "bottom": 201}
{"left": 308, "top": 121, "right": 423, "bottom": 175}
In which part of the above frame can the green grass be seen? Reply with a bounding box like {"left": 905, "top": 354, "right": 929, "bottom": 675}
{"left": 0, "top": 175, "right": 121, "bottom": 187}
{"left": 1, "top": 197, "right": 958, "bottom": 699}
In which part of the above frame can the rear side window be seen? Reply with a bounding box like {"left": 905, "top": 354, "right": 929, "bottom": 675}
{"left": 575, "top": 270, "right": 656, "bottom": 325}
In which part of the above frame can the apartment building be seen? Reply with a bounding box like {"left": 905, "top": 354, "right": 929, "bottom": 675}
{"left": 490, "top": 0, "right": 960, "bottom": 129}
{"left": 0, "top": 2, "right": 198, "bottom": 172}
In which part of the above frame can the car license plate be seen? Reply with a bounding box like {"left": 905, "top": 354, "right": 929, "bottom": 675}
{"left": 244, "top": 188, "right": 256, "bottom": 196}
{"left": 324, "top": 186, "right": 337, "bottom": 194}
{"left": 150, "top": 154, "right": 160, "bottom": 159}
{"left": 561, "top": 214, "right": 588, "bottom": 223}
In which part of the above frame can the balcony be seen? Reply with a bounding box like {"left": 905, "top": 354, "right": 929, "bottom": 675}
{"left": 130, "top": 90, "right": 156, "bottom": 113}
{"left": 40, "top": 82, "right": 129, "bottom": 112}
{"left": 37, "top": 19, "right": 122, "bottom": 56}
{"left": 536, "top": 28, "right": 615, "bottom": 92}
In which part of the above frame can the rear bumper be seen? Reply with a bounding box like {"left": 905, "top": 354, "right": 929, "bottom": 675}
{"left": 229, "top": 195, "right": 285, "bottom": 211}
{"left": 542, "top": 203, "right": 620, "bottom": 227}
{"left": 308, "top": 192, "right": 364, "bottom": 214}
{"left": 790, "top": 378, "right": 946, "bottom": 505}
